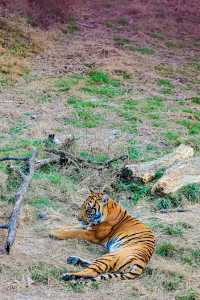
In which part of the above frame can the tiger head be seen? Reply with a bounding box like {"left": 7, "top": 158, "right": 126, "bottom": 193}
{"left": 78, "top": 191, "right": 111, "bottom": 227}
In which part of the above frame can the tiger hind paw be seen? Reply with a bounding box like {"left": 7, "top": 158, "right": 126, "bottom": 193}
{"left": 66, "top": 256, "right": 80, "bottom": 265}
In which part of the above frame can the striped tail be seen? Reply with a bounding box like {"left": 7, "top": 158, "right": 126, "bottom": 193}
{"left": 94, "top": 264, "right": 143, "bottom": 281}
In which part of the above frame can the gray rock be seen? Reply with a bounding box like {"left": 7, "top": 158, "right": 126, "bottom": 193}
{"left": 37, "top": 211, "right": 49, "bottom": 220}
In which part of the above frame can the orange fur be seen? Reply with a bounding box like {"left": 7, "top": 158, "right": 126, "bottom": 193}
{"left": 50, "top": 192, "right": 155, "bottom": 281}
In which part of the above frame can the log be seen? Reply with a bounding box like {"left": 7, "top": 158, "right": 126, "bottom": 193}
{"left": 124, "top": 144, "right": 194, "bottom": 183}
{"left": 151, "top": 157, "right": 200, "bottom": 194}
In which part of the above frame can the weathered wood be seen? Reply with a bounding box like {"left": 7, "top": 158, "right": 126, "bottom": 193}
{"left": 152, "top": 157, "right": 200, "bottom": 194}
{"left": 3, "top": 149, "right": 37, "bottom": 254}
{"left": 35, "top": 156, "right": 60, "bottom": 169}
{"left": 124, "top": 144, "right": 194, "bottom": 183}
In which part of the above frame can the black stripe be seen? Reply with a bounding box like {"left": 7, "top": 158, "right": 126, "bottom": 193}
{"left": 133, "top": 264, "right": 143, "bottom": 270}
{"left": 94, "top": 260, "right": 109, "bottom": 271}
{"left": 118, "top": 258, "right": 133, "bottom": 271}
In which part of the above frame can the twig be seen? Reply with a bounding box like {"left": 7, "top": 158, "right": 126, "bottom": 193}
{"left": 46, "top": 149, "right": 128, "bottom": 170}
{"left": 0, "top": 157, "right": 29, "bottom": 162}
{"left": 1, "top": 149, "right": 37, "bottom": 254}
{"left": 104, "top": 155, "right": 128, "bottom": 168}
{"left": 159, "top": 208, "right": 190, "bottom": 214}
{"left": 0, "top": 224, "right": 8, "bottom": 229}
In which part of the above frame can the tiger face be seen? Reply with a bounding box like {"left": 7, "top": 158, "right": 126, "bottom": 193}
{"left": 78, "top": 192, "right": 110, "bottom": 227}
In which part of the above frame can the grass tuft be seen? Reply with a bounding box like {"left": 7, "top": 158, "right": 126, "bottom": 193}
{"left": 65, "top": 110, "right": 104, "bottom": 128}
{"left": 181, "top": 184, "right": 200, "bottom": 203}
{"left": 162, "top": 272, "right": 183, "bottom": 291}
{"left": 175, "top": 288, "right": 199, "bottom": 300}
{"left": 155, "top": 241, "right": 177, "bottom": 257}
{"left": 30, "top": 263, "right": 65, "bottom": 284}
{"left": 191, "top": 96, "right": 200, "bottom": 105}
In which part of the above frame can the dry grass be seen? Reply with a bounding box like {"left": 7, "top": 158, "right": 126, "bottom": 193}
{"left": 0, "top": 2, "right": 200, "bottom": 299}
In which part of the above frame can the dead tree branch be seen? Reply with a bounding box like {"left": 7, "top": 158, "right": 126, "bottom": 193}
{"left": 46, "top": 149, "right": 128, "bottom": 170}
{"left": 0, "top": 157, "right": 29, "bottom": 162}
{"left": 0, "top": 149, "right": 37, "bottom": 254}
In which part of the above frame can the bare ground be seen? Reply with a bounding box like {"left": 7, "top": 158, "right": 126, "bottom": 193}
{"left": 0, "top": 1, "right": 200, "bottom": 299}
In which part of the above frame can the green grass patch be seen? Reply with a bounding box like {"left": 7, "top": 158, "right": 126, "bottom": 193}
{"left": 9, "top": 119, "right": 28, "bottom": 135}
{"left": 80, "top": 151, "right": 109, "bottom": 164}
{"left": 128, "top": 141, "right": 140, "bottom": 161}
{"left": 113, "top": 36, "right": 131, "bottom": 47}
{"left": 33, "top": 166, "right": 62, "bottom": 185}
{"left": 175, "top": 288, "right": 199, "bottom": 300}
{"left": 113, "top": 36, "right": 155, "bottom": 55}
{"left": 191, "top": 96, "right": 200, "bottom": 104}
{"left": 181, "top": 184, "right": 200, "bottom": 203}
{"left": 62, "top": 16, "right": 79, "bottom": 34}
{"left": 66, "top": 96, "right": 107, "bottom": 110}
{"left": 10, "top": 41, "right": 29, "bottom": 57}
{"left": 65, "top": 110, "right": 104, "bottom": 128}
{"left": 88, "top": 70, "right": 111, "bottom": 84}
{"left": 162, "top": 224, "right": 184, "bottom": 237}
{"left": 163, "top": 131, "right": 181, "bottom": 146}
{"left": 118, "top": 110, "right": 138, "bottom": 133}
{"left": 142, "top": 96, "right": 164, "bottom": 113}
{"left": 162, "top": 272, "right": 183, "bottom": 291}
{"left": 0, "top": 73, "right": 10, "bottom": 90}
{"left": 178, "top": 119, "right": 200, "bottom": 135}
{"left": 158, "top": 79, "right": 174, "bottom": 95}
{"left": 154, "top": 194, "right": 182, "bottom": 210}
{"left": 147, "top": 220, "right": 186, "bottom": 237}
{"left": 155, "top": 241, "right": 177, "bottom": 257}
{"left": 31, "top": 197, "right": 52, "bottom": 208}
{"left": 181, "top": 248, "right": 200, "bottom": 266}
{"left": 30, "top": 262, "right": 66, "bottom": 284}
{"left": 150, "top": 31, "right": 164, "bottom": 40}
{"left": 123, "top": 99, "right": 138, "bottom": 110}
{"left": 37, "top": 93, "right": 52, "bottom": 103}
{"left": 115, "top": 178, "right": 151, "bottom": 205}
{"left": 82, "top": 69, "right": 123, "bottom": 97}
{"left": 55, "top": 75, "right": 81, "bottom": 92}
{"left": 135, "top": 47, "right": 155, "bottom": 55}
{"left": 82, "top": 84, "right": 123, "bottom": 97}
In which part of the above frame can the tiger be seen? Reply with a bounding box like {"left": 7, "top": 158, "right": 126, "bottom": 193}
{"left": 50, "top": 191, "right": 155, "bottom": 281}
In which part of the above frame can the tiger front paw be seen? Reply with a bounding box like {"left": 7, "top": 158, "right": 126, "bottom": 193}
{"left": 61, "top": 273, "right": 80, "bottom": 281}
{"left": 49, "top": 229, "right": 66, "bottom": 240}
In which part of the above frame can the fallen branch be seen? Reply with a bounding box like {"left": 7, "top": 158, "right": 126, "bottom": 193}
{"left": 159, "top": 208, "right": 190, "bottom": 214}
{"left": 0, "top": 224, "right": 8, "bottom": 229}
{"left": 46, "top": 149, "right": 128, "bottom": 170}
{"left": 123, "top": 144, "right": 194, "bottom": 183}
{"left": 0, "top": 157, "right": 29, "bottom": 162}
{"left": 152, "top": 156, "right": 200, "bottom": 194}
{"left": 0, "top": 149, "right": 37, "bottom": 254}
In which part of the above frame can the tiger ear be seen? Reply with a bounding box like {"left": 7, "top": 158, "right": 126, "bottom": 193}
{"left": 102, "top": 194, "right": 109, "bottom": 204}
